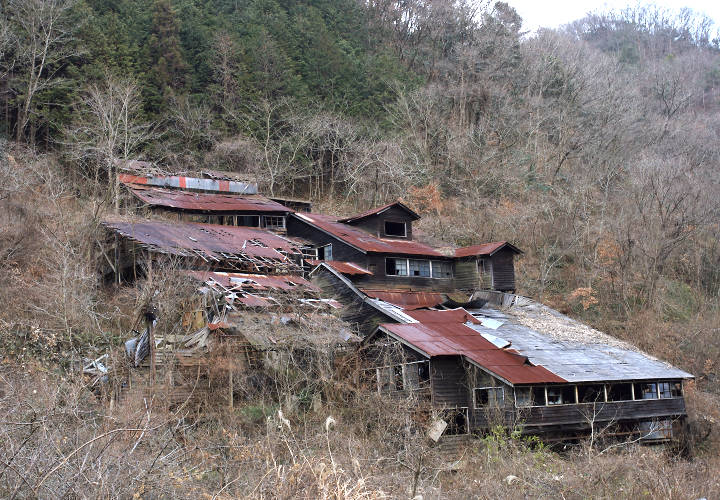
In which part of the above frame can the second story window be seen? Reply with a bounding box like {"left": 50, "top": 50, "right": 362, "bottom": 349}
{"left": 384, "top": 220, "right": 407, "bottom": 237}
{"left": 386, "top": 258, "right": 408, "bottom": 276}
{"left": 408, "top": 259, "right": 430, "bottom": 277}
{"left": 386, "top": 258, "right": 452, "bottom": 278}
{"left": 263, "top": 215, "right": 286, "bottom": 230}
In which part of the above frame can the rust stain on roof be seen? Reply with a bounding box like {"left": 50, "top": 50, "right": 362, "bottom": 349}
{"left": 126, "top": 184, "right": 290, "bottom": 213}
{"left": 380, "top": 322, "right": 565, "bottom": 384}
{"left": 360, "top": 289, "right": 447, "bottom": 309}
{"left": 455, "top": 241, "right": 523, "bottom": 258}
{"left": 104, "top": 218, "right": 300, "bottom": 262}
{"left": 338, "top": 201, "right": 420, "bottom": 223}
{"left": 307, "top": 260, "right": 373, "bottom": 276}
{"left": 294, "top": 213, "right": 445, "bottom": 256}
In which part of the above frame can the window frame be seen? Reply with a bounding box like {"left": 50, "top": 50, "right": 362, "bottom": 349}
{"left": 262, "top": 215, "right": 286, "bottom": 230}
{"left": 385, "top": 257, "right": 453, "bottom": 279}
{"left": 474, "top": 386, "right": 504, "bottom": 409}
{"left": 383, "top": 220, "right": 407, "bottom": 238}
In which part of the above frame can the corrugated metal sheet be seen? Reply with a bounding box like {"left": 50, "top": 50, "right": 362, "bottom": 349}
{"left": 454, "top": 241, "right": 523, "bottom": 258}
{"left": 404, "top": 308, "right": 480, "bottom": 324}
{"left": 126, "top": 185, "right": 289, "bottom": 213}
{"left": 185, "top": 271, "right": 318, "bottom": 292}
{"left": 237, "top": 294, "right": 274, "bottom": 307}
{"left": 293, "top": 213, "right": 445, "bottom": 256}
{"left": 118, "top": 173, "right": 257, "bottom": 194}
{"left": 379, "top": 322, "right": 566, "bottom": 384}
{"left": 359, "top": 289, "right": 446, "bottom": 309}
{"left": 306, "top": 260, "right": 373, "bottom": 275}
{"left": 104, "top": 219, "right": 300, "bottom": 262}
{"left": 338, "top": 201, "right": 420, "bottom": 223}
{"left": 467, "top": 302, "right": 694, "bottom": 382}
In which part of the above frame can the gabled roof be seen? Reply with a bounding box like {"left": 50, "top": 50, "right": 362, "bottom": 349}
{"left": 376, "top": 322, "right": 566, "bottom": 385}
{"left": 126, "top": 184, "right": 290, "bottom": 213}
{"left": 454, "top": 241, "right": 523, "bottom": 258}
{"left": 338, "top": 201, "right": 420, "bottom": 223}
{"left": 306, "top": 260, "right": 373, "bottom": 276}
{"left": 292, "top": 213, "right": 444, "bottom": 257}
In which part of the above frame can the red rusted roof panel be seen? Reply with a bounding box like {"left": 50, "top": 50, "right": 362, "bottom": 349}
{"left": 237, "top": 294, "right": 274, "bottom": 307}
{"left": 338, "top": 201, "right": 420, "bottom": 223}
{"left": 454, "top": 241, "right": 523, "bottom": 258}
{"left": 307, "top": 260, "right": 373, "bottom": 275}
{"left": 380, "top": 322, "right": 565, "bottom": 384}
{"left": 360, "top": 289, "right": 445, "bottom": 309}
{"left": 294, "top": 213, "right": 444, "bottom": 256}
{"left": 104, "top": 219, "right": 299, "bottom": 261}
{"left": 126, "top": 184, "right": 290, "bottom": 213}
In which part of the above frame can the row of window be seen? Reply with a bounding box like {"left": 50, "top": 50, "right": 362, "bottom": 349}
{"left": 514, "top": 381, "right": 682, "bottom": 407}
{"left": 385, "top": 258, "right": 453, "bottom": 278}
{"left": 184, "top": 214, "right": 286, "bottom": 230}
{"left": 371, "top": 361, "right": 431, "bottom": 393}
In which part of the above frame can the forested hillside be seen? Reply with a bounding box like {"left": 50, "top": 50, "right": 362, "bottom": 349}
{"left": 1, "top": 1, "right": 720, "bottom": 497}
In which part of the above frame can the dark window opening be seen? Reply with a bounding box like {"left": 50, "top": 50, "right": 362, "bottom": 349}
{"left": 578, "top": 384, "right": 605, "bottom": 403}
{"left": 531, "top": 386, "right": 546, "bottom": 406}
{"left": 393, "top": 365, "right": 404, "bottom": 391}
{"left": 442, "top": 409, "right": 468, "bottom": 435}
{"left": 670, "top": 381, "right": 682, "bottom": 398}
{"left": 607, "top": 383, "right": 633, "bottom": 401}
{"left": 478, "top": 259, "right": 487, "bottom": 273}
{"left": 236, "top": 215, "right": 260, "bottom": 227}
{"left": 384, "top": 220, "right": 407, "bottom": 237}
{"left": 515, "top": 387, "right": 532, "bottom": 406}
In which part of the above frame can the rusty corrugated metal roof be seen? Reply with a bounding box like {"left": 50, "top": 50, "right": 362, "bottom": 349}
{"left": 118, "top": 173, "right": 257, "bottom": 194}
{"left": 104, "top": 219, "right": 300, "bottom": 262}
{"left": 306, "top": 260, "right": 373, "bottom": 276}
{"left": 454, "top": 241, "right": 523, "bottom": 258}
{"left": 293, "top": 213, "right": 445, "bottom": 257}
{"left": 378, "top": 322, "right": 566, "bottom": 385}
{"left": 185, "top": 271, "right": 319, "bottom": 292}
{"left": 360, "top": 289, "right": 447, "bottom": 309}
{"left": 126, "top": 184, "right": 290, "bottom": 213}
{"left": 338, "top": 201, "right": 420, "bottom": 223}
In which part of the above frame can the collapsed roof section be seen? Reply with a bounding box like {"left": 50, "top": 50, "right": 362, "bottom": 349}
{"left": 292, "top": 212, "right": 446, "bottom": 256}
{"left": 306, "top": 260, "right": 373, "bottom": 276}
{"left": 125, "top": 184, "right": 291, "bottom": 214}
{"left": 104, "top": 218, "right": 305, "bottom": 273}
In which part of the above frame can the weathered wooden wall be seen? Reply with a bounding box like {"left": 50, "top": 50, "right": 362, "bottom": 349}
{"left": 287, "top": 216, "right": 367, "bottom": 264}
{"left": 490, "top": 248, "right": 516, "bottom": 291}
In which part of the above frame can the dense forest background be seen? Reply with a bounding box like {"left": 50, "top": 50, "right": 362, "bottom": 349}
{"left": 1, "top": 1, "right": 720, "bottom": 497}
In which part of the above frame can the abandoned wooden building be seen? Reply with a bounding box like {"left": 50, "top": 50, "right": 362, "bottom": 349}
{"left": 104, "top": 171, "right": 693, "bottom": 442}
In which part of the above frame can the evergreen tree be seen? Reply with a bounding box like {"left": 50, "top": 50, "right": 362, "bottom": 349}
{"left": 147, "top": 0, "right": 187, "bottom": 114}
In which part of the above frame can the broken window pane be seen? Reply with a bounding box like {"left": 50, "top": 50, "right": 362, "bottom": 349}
{"left": 531, "top": 386, "right": 546, "bottom": 406}
{"left": 263, "top": 215, "right": 286, "bottom": 230}
{"left": 515, "top": 387, "right": 533, "bottom": 407}
{"left": 547, "top": 386, "right": 576, "bottom": 405}
{"left": 547, "top": 388, "right": 563, "bottom": 405}
{"left": 404, "top": 363, "right": 420, "bottom": 390}
{"left": 634, "top": 382, "right": 658, "bottom": 400}
{"left": 607, "top": 383, "right": 633, "bottom": 401}
{"left": 431, "top": 261, "right": 453, "bottom": 278}
{"left": 474, "top": 387, "right": 504, "bottom": 408}
{"left": 658, "top": 382, "right": 672, "bottom": 398}
{"left": 237, "top": 215, "right": 260, "bottom": 227}
{"left": 409, "top": 259, "right": 431, "bottom": 277}
{"left": 670, "top": 382, "right": 682, "bottom": 397}
{"left": 578, "top": 384, "right": 605, "bottom": 403}
{"left": 385, "top": 258, "right": 408, "bottom": 276}
{"left": 384, "top": 220, "right": 406, "bottom": 237}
